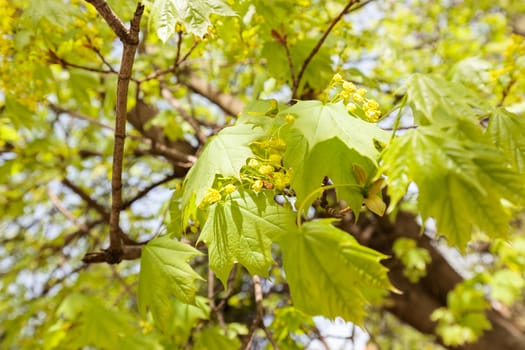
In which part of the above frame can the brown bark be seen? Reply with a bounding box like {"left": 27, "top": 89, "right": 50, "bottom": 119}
{"left": 340, "top": 210, "right": 525, "bottom": 350}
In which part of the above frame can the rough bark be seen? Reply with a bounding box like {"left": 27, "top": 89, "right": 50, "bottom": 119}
{"left": 340, "top": 210, "right": 525, "bottom": 350}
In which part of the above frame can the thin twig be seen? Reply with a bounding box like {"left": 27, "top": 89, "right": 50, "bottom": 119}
{"left": 174, "top": 31, "right": 184, "bottom": 66}
{"left": 216, "top": 265, "right": 239, "bottom": 310}
{"left": 179, "top": 39, "right": 200, "bottom": 65}
{"left": 292, "top": 0, "right": 360, "bottom": 98}
{"left": 208, "top": 269, "right": 228, "bottom": 332}
{"left": 48, "top": 186, "right": 81, "bottom": 226}
{"left": 62, "top": 178, "right": 109, "bottom": 219}
{"left": 243, "top": 275, "right": 280, "bottom": 350}
{"left": 48, "top": 50, "right": 116, "bottom": 75}
{"left": 498, "top": 76, "right": 517, "bottom": 107}
{"left": 160, "top": 82, "right": 207, "bottom": 143}
{"left": 86, "top": 36, "right": 119, "bottom": 73}
{"left": 122, "top": 172, "right": 178, "bottom": 210}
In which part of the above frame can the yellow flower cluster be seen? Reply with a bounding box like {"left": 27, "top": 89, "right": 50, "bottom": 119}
{"left": 490, "top": 34, "right": 525, "bottom": 81}
{"left": 328, "top": 73, "right": 382, "bottom": 122}
{"left": 243, "top": 136, "right": 292, "bottom": 192}
{"left": 203, "top": 188, "right": 221, "bottom": 204}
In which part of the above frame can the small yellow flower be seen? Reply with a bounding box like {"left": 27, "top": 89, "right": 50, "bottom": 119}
{"left": 332, "top": 73, "right": 343, "bottom": 83}
{"left": 259, "top": 164, "right": 274, "bottom": 175}
{"left": 248, "top": 159, "right": 260, "bottom": 168}
{"left": 352, "top": 93, "right": 364, "bottom": 103}
{"left": 285, "top": 114, "right": 295, "bottom": 124}
{"left": 270, "top": 138, "right": 286, "bottom": 151}
{"left": 269, "top": 154, "right": 282, "bottom": 165}
{"left": 223, "top": 184, "right": 236, "bottom": 194}
{"left": 356, "top": 88, "right": 367, "bottom": 96}
{"left": 273, "top": 172, "right": 290, "bottom": 190}
{"left": 252, "top": 180, "right": 264, "bottom": 192}
{"left": 365, "top": 99, "right": 379, "bottom": 110}
{"left": 346, "top": 103, "right": 357, "bottom": 112}
{"left": 342, "top": 81, "right": 356, "bottom": 92}
{"left": 203, "top": 188, "right": 221, "bottom": 204}
{"left": 175, "top": 23, "right": 186, "bottom": 33}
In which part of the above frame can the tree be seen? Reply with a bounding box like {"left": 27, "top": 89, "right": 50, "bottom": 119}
{"left": 1, "top": 0, "right": 525, "bottom": 349}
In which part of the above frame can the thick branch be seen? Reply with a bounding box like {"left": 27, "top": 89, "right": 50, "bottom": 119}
{"left": 160, "top": 82, "right": 207, "bottom": 143}
{"left": 105, "top": 3, "right": 144, "bottom": 259}
{"left": 184, "top": 76, "right": 245, "bottom": 116}
{"left": 85, "top": 0, "right": 134, "bottom": 43}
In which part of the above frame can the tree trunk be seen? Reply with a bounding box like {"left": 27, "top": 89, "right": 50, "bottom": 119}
{"left": 340, "top": 210, "right": 525, "bottom": 350}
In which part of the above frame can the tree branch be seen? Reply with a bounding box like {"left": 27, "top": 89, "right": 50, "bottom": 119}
{"left": 85, "top": 0, "right": 134, "bottom": 43}
{"left": 242, "top": 275, "right": 280, "bottom": 350}
{"left": 292, "top": 0, "right": 360, "bottom": 99}
{"left": 160, "top": 81, "right": 208, "bottom": 144}
{"left": 122, "top": 172, "right": 178, "bottom": 210}
{"left": 62, "top": 178, "right": 108, "bottom": 219}
{"left": 184, "top": 75, "right": 245, "bottom": 116}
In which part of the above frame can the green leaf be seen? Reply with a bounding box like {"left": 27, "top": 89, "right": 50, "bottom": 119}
{"left": 181, "top": 120, "right": 267, "bottom": 223}
{"left": 165, "top": 296, "right": 210, "bottom": 344}
{"left": 489, "top": 269, "right": 525, "bottom": 305}
{"left": 280, "top": 101, "right": 389, "bottom": 210}
{"left": 382, "top": 126, "right": 525, "bottom": 248}
{"left": 138, "top": 237, "right": 204, "bottom": 332}
{"left": 277, "top": 219, "right": 392, "bottom": 325}
{"left": 52, "top": 293, "right": 162, "bottom": 350}
{"left": 199, "top": 190, "right": 296, "bottom": 285}
{"left": 194, "top": 326, "right": 241, "bottom": 350}
{"left": 405, "top": 73, "right": 490, "bottom": 126}
{"left": 487, "top": 107, "right": 525, "bottom": 173}
{"left": 149, "top": 0, "right": 236, "bottom": 41}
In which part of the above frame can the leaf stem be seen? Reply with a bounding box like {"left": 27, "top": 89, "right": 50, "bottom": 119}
{"left": 296, "top": 183, "right": 361, "bottom": 227}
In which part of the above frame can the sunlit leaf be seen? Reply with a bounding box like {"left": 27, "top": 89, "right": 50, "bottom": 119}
{"left": 382, "top": 126, "right": 525, "bottom": 248}
{"left": 138, "top": 237, "right": 204, "bottom": 332}
{"left": 277, "top": 219, "right": 392, "bottom": 325}
{"left": 405, "top": 73, "right": 490, "bottom": 126}
{"left": 199, "top": 190, "right": 295, "bottom": 285}
{"left": 149, "top": 0, "right": 236, "bottom": 41}
{"left": 487, "top": 107, "right": 525, "bottom": 173}
{"left": 279, "top": 101, "right": 389, "bottom": 211}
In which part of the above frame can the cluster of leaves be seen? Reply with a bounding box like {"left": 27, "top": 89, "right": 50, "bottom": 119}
{"left": 1, "top": 0, "right": 525, "bottom": 349}
{"left": 153, "top": 96, "right": 395, "bottom": 330}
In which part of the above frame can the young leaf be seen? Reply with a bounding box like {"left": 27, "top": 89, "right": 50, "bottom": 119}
{"left": 181, "top": 121, "right": 267, "bottom": 222}
{"left": 149, "top": 0, "right": 236, "bottom": 41}
{"left": 381, "top": 126, "right": 525, "bottom": 248}
{"left": 405, "top": 73, "right": 490, "bottom": 126}
{"left": 277, "top": 219, "right": 392, "bottom": 325}
{"left": 487, "top": 107, "right": 525, "bottom": 173}
{"left": 280, "top": 101, "right": 389, "bottom": 210}
{"left": 138, "top": 237, "right": 204, "bottom": 332}
{"left": 199, "top": 190, "right": 296, "bottom": 285}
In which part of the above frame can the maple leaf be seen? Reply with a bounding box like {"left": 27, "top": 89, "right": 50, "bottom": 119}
{"left": 277, "top": 219, "right": 392, "bottom": 325}
{"left": 382, "top": 126, "right": 525, "bottom": 248}
{"left": 279, "top": 101, "right": 389, "bottom": 212}
{"left": 138, "top": 237, "right": 204, "bottom": 332}
{"left": 149, "top": 0, "right": 236, "bottom": 41}
{"left": 199, "top": 190, "right": 295, "bottom": 285}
